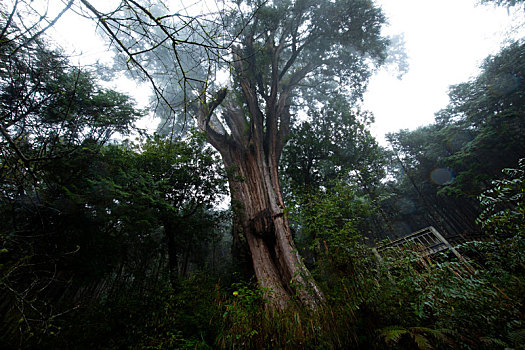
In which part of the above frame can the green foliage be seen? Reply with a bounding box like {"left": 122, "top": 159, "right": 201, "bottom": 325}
{"left": 281, "top": 93, "right": 389, "bottom": 252}
{"left": 477, "top": 158, "right": 525, "bottom": 238}
{"left": 222, "top": 0, "right": 389, "bottom": 104}
{"left": 0, "top": 23, "right": 146, "bottom": 346}
{"left": 475, "top": 158, "right": 525, "bottom": 274}
{"left": 302, "top": 182, "right": 371, "bottom": 238}
{"left": 217, "top": 281, "right": 267, "bottom": 348}
{"left": 3, "top": 3, "right": 525, "bottom": 350}
{"left": 1, "top": 11, "right": 228, "bottom": 348}
{"left": 282, "top": 95, "right": 384, "bottom": 194}
{"left": 214, "top": 234, "right": 524, "bottom": 349}
{"left": 0, "top": 131, "right": 228, "bottom": 347}
{"left": 383, "top": 41, "right": 525, "bottom": 239}
{"left": 286, "top": 180, "right": 376, "bottom": 270}
{"left": 377, "top": 326, "right": 455, "bottom": 350}
{"left": 216, "top": 280, "right": 362, "bottom": 349}
{"left": 54, "top": 274, "right": 222, "bottom": 350}
{"left": 434, "top": 41, "right": 525, "bottom": 199}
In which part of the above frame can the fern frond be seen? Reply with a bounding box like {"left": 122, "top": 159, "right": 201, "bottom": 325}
{"left": 411, "top": 326, "right": 457, "bottom": 345}
{"left": 409, "top": 326, "right": 435, "bottom": 334}
{"left": 433, "top": 328, "right": 458, "bottom": 346}
{"left": 412, "top": 333, "right": 433, "bottom": 350}
{"left": 509, "top": 329, "right": 525, "bottom": 348}
{"left": 479, "top": 336, "right": 508, "bottom": 347}
{"left": 378, "top": 326, "right": 409, "bottom": 344}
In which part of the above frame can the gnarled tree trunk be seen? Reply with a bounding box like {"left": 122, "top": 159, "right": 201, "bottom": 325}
{"left": 223, "top": 141, "right": 323, "bottom": 309}
{"left": 194, "top": 88, "right": 324, "bottom": 310}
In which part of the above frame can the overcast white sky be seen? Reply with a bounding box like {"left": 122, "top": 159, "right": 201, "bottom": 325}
{"left": 46, "top": 0, "right": 525, "bottom": 142}
{"left": 365, "top": 0, "right": 524, "bottom": 144}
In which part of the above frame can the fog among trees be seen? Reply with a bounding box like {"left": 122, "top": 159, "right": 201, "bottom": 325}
{"left": 1, "top": 0, "right": 524, "bottom": 348}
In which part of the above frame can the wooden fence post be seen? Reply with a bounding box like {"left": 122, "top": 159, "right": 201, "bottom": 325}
{"left": 429, "top": 226, "right": 475, "bottom": 274}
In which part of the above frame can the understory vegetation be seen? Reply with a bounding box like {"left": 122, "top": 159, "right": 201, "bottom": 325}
{"left": 2, "top": 0, "right": 524, "bottom": 349}
{"left": 4, "top": 173, "right": 523, "bottom": 349}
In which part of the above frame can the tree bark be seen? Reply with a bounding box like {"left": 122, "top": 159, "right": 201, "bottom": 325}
{"left": 191, "top": 36, "right": 326, "bottom": 310}
{"left": 221, "top": 141, "right": 323, "bottom": 309}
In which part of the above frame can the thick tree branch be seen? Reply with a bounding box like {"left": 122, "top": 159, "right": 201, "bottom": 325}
{"left": 232, "top": 47, "right": 265, "bottom": 143}
{"left": 278, "top": 36, "right": 312, "bottom": 81}
{"left": 0, "top": 124, "right": 29, "bottom": 164}
{"left": 223, "top": 105, "right": 248, "bottom": 146}
{"left": 193, "top": 88, "right": 229, "bottom": 149}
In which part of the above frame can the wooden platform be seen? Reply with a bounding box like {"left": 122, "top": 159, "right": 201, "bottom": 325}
{"left": 372, "top": 226, "right": 477, "bottom": 262}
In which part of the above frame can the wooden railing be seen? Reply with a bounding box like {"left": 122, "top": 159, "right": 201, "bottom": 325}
{"left": 372, "top": 226, "right": 477, "bottom": 264}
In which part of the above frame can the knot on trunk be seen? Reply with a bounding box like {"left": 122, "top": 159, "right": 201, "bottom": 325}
{"left": 249, "top": 209, "right": 283, "bottom": 239}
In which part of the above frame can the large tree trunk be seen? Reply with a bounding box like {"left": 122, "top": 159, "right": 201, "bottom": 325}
{"left": 218, "top": 139, "right": 324, "bottom": 310}
{"left": 192, "top": 38, "right": 325, "bottom": 309}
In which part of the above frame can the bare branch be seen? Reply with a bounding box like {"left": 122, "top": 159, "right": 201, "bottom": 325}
{"left": 11, "top": 0, "right": 75, "bottom": 56}
{"left": 79, "top": 0, "right": 178, "bottom": 116}
{"left": 0, "top": 0, "right": 19, "bottom": 41}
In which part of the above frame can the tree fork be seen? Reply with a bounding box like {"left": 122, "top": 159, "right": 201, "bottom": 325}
{"left": 193, "top": 86, "right": 324, "bottom": 309}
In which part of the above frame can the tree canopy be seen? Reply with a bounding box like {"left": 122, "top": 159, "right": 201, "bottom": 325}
{"left": 0, "top": 16, "right": 227, "bottom": 345}
{"left": 188, "top": 0, "right": 390, "bottom": 309}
